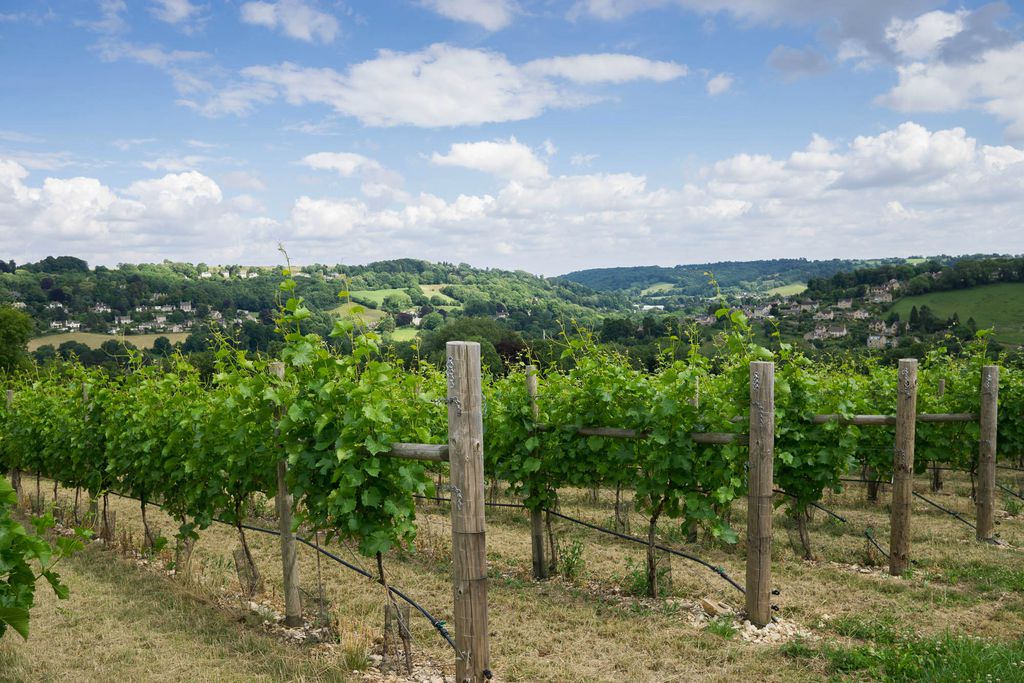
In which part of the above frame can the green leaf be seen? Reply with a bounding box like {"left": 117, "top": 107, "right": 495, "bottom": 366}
{"left": 0, "top": 607, "right": 30, "bottom": 639}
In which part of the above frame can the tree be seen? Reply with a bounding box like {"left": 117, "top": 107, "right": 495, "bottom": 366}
{"left": 420, "top": 312, "right": 444, "bottom": 330}
{"left": 0, "top": 307, "right": 33, "bottom": 373}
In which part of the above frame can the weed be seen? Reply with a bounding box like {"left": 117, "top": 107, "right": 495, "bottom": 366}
{"left": 705, "top": 615, "right": 736, "bottom": 640}
{"left": 558, "top": 536, "right": 586, "bottom": 580}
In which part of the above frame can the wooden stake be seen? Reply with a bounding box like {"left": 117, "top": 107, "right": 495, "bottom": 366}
{"left": 269, "top": 361, "right": 302, "bottom": 627}
{"left": 976, "top": 366, "right": 998, "bottom": 541}
{"left": 6, "top": 389, "right": 20, "bottom": 498}
{"left": 446, "top": 342, "right": 489, "bottom": 683}
{"left": 890, "top": 359, "right": 918, "bottom": 577}
{"left": 525, "top": 365, "right": 547, "bottom": 580}
{"left": 746, "top": 361, "right": 774, "bottom": 628}
{"left": 931, "top": 379, "right": 945, "bottom": 492}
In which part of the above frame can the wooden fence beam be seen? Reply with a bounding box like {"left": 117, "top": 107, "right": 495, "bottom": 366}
{"left": 386, "top": 443, "right": 450, "bottom": 462}
{"left": 269, "top": 362, "right": 302, "bottom": 628}
{"left": 890, "top": 359, "right": 918, "bottom": 577}
{"left": 976, "top": 366, "right": 999, "bottom": 541}
{"left": 746, "top": 361, "right": 774, "bottom": 628}
{"left": 5, "top": 389, "right": 19, "bottom": 498}
{"left": 447, "top": 342, "right": 489, "bottom": 683}
{"left": 525, "top": 365, "right": 548, "bottom": 581}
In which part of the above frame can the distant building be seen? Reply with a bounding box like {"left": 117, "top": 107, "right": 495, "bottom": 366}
{"left": 836, "top": 299, "right": 853, "bottom": 309}
{"left": 813, "top": 310, "right": 835, "bottom": 321}
{"left": 179, "top": 301, "right": 193, "bottom": 312}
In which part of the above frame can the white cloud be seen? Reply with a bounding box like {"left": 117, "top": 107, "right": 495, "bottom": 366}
{"left": 7, "top": 122, "right": 1024, "bottom": 270}
{"left": 240, "top": 0, "right": 339, "bottom": 43}
{"left": 79, "top": 0, "right": 127, "bottom": 34}
{"left": 431, "top": 137, "right": 549, "bottom": 181}
{"left": 421, "top": 0, "right": 515, "bottom": 31}
{"left": 767, "top": 45, "right": 831, "bottom": 81}
{"left": 570, "top": 153, "right": 598, "bottom": 167}
{"left": 197, "top": 44, "right": 684, "bottom": 126}
{"left": 301, "top": 152, "right": 382, "bottom": 177}
{"left": 885, "top": 9, "right": 966, "bottom": 59}
{"left": 96, "top": 40, "right": 211, "bottom": 96}
{"left": 150, "top": 0, "right": 204, "bottom": 29}
{"left": 705, "top": 72, "right": 733, "bottom": 96}
{"left": 880, "top": 42, "right": 1024, "bottom": 139}
{"left": 140, "top": 155, "right": 211, "bottom": 172}
{"left": 523, "top": 54, "right": 687, "bottom": 83}
{"left": 0, "top": 163, "right": 252, "bottom": 263}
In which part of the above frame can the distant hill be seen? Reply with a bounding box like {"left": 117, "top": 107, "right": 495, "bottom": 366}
{"left": 559, "top": 258, "right": 910, "bottom": 295}
{"left": 889, "top": 283, "right": 1024, "bottom": 346}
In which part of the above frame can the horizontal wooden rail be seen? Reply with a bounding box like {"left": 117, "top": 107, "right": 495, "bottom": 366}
{"left": 811, "top": 413, "right": 978, "bottom": 426}
{"left": 387, "top": 443, "right": 450, "bottom": 462}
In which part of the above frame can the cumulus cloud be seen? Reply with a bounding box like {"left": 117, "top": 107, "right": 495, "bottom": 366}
{"left": 193, "top": 44, "right": 685, "bottom": 126}
{"left": 885, "top": 9, "right": 966, "bottom": 59}
{"left": 421, "top": 0, "right": 516, "bottom": 31}
{"left": 0, "top": 161, "right": 261, "bottom": 264}
{"left": 881, "top": 42, "right": 1024, "bottom": 139}
{"left": 431, "top": 138, "right": 549, "bottom": 181}
{"left": 6, "top": 122, "right": 1024, "bottom": 270}
{"left": 240, "top": 0, "right": 339, "bottom": 43}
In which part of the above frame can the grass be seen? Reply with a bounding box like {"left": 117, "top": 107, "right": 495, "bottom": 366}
{"left": 9, "top": 469, "right": 1024, "bottom": 681}
{"left": 328, "top": 302, "right": 386, "bottom": 326}
{"left": 767, "top": 283, "right": 808, "bottom": 297}
{"left": 419, "top": 284, "right": 458, "bottom": 305}
{"left": 389, "top": 328, "right": 418, "bottom": 342}
{"left": 28, "top": 332, "right": 190, "bottom": 352}
{"left": 347, "top": 288, "right": 407, "bottom": 305}
{"left": 640, "top": 282, "right": 675, "bottom": 295}
{"left": 0, "top": 544, "right": 350, "bottom": 682}
{"left": 889, "top": 282, "right": 1024, "bottom": 345}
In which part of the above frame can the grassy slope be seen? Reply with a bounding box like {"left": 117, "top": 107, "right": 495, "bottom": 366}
{"left": 389, "top": 328, "right": 418, "bottom": 342}
{"left": 10, "top": 470, "right": 1024, "bottom": 682}
{"left": 348, "top": 289, "right": 407, "bottom": 305}
{"left": 640, "top": 282, "right": 675, "bottom": 295}
{"left": 28, "top": 332, "right": 191, "bottom": 352}
{"left": 889, "top": 283, "right": 1024, "bottom": 345}
{"left": 767, "top": 283, "right": 808, "bottom": 296}
{"left": 328, "top": 302, "right": 386, "bottom": 326}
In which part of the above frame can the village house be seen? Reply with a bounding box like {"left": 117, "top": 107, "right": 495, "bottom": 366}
{"left": 813, "top": 310, "right": 835, "bottom": 321}
{"left": 836, "top": 299, "right": 853, "bottom": 309}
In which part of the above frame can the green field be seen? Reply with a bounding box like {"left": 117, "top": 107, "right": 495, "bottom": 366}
{"left": 420, "top": 284, "right": 458, "bottom": 304}
{"left": 640, "top": 282, "right": 675, "bottom": 295}
{"left": 348, "top": 288, "right": 408, "bottom": 305}
{"left": 767, "top": 283, "right": 807, "bottom": 296}
{"left": 28, "top": 332, "right": 190, "bottom": 352}
{"left": 889, "top": 283, "right": 1024, "bottom": 345}
{"left": 329, "top": 301, "right": 386, "bottom": 325}
{"left": 390, "top": 327, "right": 418, "bottom": 342}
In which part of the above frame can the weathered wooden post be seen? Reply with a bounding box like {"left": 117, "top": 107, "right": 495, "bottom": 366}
{"left": 269, "top": 362, "right": 302, "bottom": 627}
{"left": 746, "top": 361, "right": 774, "bottom": 628}
{"left": 976, "top": 366, "right": 999, "bottom": 541}
{"left": 890, "top": 359, "right": 918, "bottom": 577}
{"left": 5, "top": 389, "right": 19, "bottom": 498}
{"left": 931, "top": 379, "right": 945, "bottom": 492}
{"left": 447, "top": 342, "right": 489, "bottom": 683}
{"left": 525, "top": 365, "right": 548, "bottom": 580}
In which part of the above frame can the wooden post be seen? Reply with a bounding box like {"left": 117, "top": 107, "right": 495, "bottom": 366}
{"left": 447, "top": 342, "right": 489, "bottom": 682}
{"left": 746, "top": 361, "right": 774, "bottom": 628}
{"left": 269, "top": 362, "right": 302, "bottom": 627}
{"left": 525, "top": 365, "right": 548, "bottom": 580}
{"left": 931, "top": 379, "right": 945, "bottom": 492}
{"left": 5, "top": 389, "right": 19, "bottom": 498}
{"left": 890, "top": 359, "right": 918, "bottom": 577}
{"left": 976, "top": 366, "right": 998, "bottom": 541}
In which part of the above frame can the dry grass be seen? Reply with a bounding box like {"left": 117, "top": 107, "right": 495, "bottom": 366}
{"left": 5, "top": 470, "right": 1024, "bottom": 682}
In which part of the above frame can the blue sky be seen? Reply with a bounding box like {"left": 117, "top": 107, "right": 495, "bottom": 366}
{"left": 1, "top": 1, "right": 1022, "bottom": 274}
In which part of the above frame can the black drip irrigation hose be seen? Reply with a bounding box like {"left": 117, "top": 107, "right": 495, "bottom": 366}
{"left": 839, "top": 477, "right": 889, "bottom": 485}
{"left": 864, "top": 528, "right": 890, "bottom": 560}
{"left": 416, "top": 494, "right": 745, "bottom": 594}
{"left": 100, "top": 490, "right": 459, "bottom": 655}
{"left": 772, "top": 489, "right": 848, "bottom": 524}
{"left": 997, "top": 482, "right": 1024, "bottom": 502}
{"left": 911, "top": 491, "right": 976, "bottom": 530}
{"left": 542, "top": 507, "right": 745, "bottom": 595}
